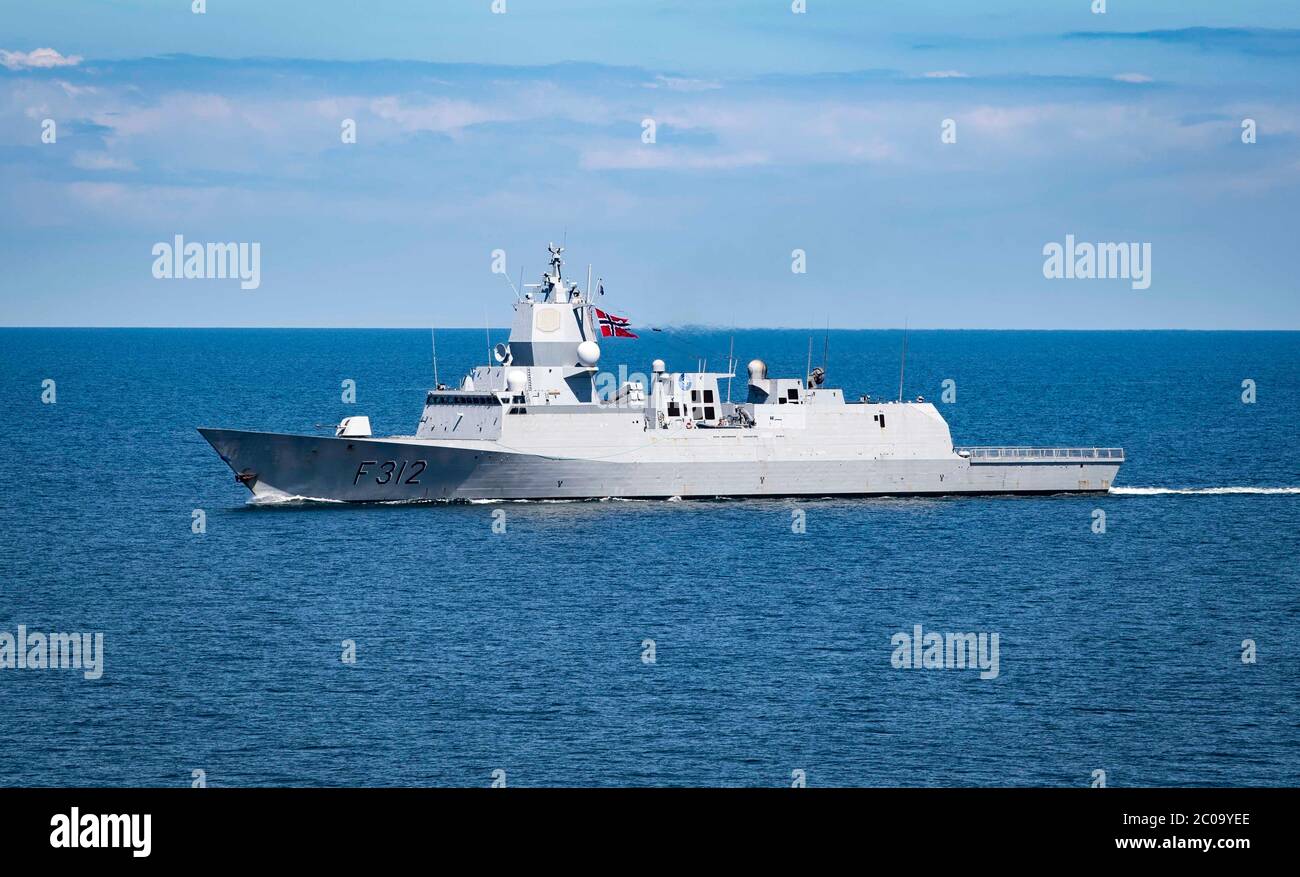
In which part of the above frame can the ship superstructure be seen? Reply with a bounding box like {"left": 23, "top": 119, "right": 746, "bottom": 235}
{"left": 200, "top": 245, "right": 1123, "bottom": 501}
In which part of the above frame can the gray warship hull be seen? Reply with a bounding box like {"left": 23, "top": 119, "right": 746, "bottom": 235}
{"left": 199, "top": 244, "right": 1125, "bottom": 502}
{"left": 199, "top": 427, "right": 1123, "bottom": 502}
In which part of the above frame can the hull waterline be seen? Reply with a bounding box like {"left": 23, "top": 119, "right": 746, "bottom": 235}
{"left": 199, "top": 427, "right": 1121, "bottom": 503}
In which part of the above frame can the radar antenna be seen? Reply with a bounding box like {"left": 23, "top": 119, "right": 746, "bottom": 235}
{"left": 822, "top": 317, "right": 830, "bottom": 376}
{"left": 431, "top": 328, "right": 440, "bottom": 388}
{"left": 539, "top": 243, "right": 570, "bottom": 302}
{"left": 726, "top": 336, "right": 735, "bottom": 404}
{"left": 897, "top": 318, "right": 909, "bottom": 402}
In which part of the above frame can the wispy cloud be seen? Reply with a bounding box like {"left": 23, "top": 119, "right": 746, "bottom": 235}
{"left": 0, "top": 47, "right": 82, "bottom": 70}
{"left": 367, "top": 95, "right": 509, "bottom": 134}
{"left": 1063, "top": 27, "right": 1300, "bottom": 56}
{"left": 69, "top": 151, "right": 136, "bottom": 172}
{"left": 580, "top": 146, "right": 768, "bottom": 171}
{"left": 644, "top": 75, "right": 723, "bottom": 92}
{"left": 4, "top": 54, "right": 1297, "bottom": 196}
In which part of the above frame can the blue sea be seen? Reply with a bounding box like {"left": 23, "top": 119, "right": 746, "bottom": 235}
{"left": 1, "top": 328, "right": 1297, "bottom": 787}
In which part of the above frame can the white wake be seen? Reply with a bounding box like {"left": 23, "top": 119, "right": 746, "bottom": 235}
{"left": 1110, "top": 486, "right": 1300, "bottom": 496}
{"left": 247, "top": 493, "right": 345, "bottom": 505}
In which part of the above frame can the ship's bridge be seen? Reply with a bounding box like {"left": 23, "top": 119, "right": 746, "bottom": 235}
{"left": 503, "top": 243, "right": 597, "bottom": 369}
{"left": 416, "top": 245, "right": 605, "bottom": 436}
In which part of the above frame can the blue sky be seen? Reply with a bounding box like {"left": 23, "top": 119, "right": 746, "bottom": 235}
{"left": 2, "top": 0, "right": 1298, "bottom": 328}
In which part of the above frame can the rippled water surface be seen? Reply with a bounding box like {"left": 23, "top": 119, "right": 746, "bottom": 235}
{"left": 2, "top": 329, "right": 1297, "bottom": 786}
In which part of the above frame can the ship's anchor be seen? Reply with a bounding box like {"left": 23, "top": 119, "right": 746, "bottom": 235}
{"left": 235, "top": 469, "right": 259, "bottom": 487}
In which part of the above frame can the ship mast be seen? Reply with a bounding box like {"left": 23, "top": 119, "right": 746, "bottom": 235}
{"left": 542, "top": 242, "right": 575, "bottom": 303}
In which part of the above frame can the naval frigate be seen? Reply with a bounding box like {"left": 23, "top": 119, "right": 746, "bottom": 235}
{"left": 199, "top": 244, "right": 1124, "bottom": 501}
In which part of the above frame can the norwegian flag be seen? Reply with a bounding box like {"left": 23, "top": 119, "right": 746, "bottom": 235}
{"left": 593, "top": 307, "right": 638, "bottom": 338}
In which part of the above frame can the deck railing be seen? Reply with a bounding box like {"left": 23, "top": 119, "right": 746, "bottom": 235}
{"left": 957, "top": 447, "right": 1125, "bottom": 461}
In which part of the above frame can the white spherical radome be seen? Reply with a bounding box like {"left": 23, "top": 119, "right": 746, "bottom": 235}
{"left": 577, "top": 341, "right": 601, "bottom": 366}
{"left": 506, "top": 370, "right": 527, "bottom": 393}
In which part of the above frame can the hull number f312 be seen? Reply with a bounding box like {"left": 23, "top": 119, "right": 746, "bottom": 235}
{"left": 353, "top": 460, "right": 426, "bottom": 485}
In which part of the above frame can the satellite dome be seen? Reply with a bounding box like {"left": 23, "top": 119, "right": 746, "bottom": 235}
{"left": 576, "top": 340, "right": 601, "bottom": 366}
{"left": 652, "top": 358, "right": 666, "bottom": 374}
{"left": 506, "top": 370, "right": 527, "bottom": 393}
{"left": 747, "top": 359, "right": 767, "bottom": 381}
